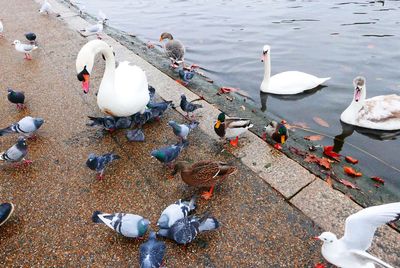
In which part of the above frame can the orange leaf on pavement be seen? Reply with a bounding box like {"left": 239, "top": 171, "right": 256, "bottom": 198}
{"left": 304, "top": 135, "right": 324, "bottom": 141}
{"left": 344, "top": 166, "right": 362, "bottom": 177}
{"left": 345, "top": 156, "right": 359, "bottom": 164}
{"left": 313, "top": 116, "right": 330, "bottom": 128}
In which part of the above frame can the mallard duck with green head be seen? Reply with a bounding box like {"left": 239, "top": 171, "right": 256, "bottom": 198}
{"left": 172, "top": 160, "right": 238, "bottom": 200}
{"left": 214, "top": 112, "right": 253, "bottom": 147}
{"left": 263, "top": 120, "right": 289, "bottom": 149}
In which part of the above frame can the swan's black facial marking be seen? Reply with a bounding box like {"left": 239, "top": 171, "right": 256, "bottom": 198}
{"left": 263, "top": 50, "right": 269, "bottom": 55}
{"left": 77, "top": 66, "right": 89, "bottom": 81}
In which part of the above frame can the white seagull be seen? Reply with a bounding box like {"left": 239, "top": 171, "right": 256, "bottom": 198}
{"left": 315, "top": 202, "right": 400, "bottom": 268}
{"left": 39, "top": 0, "right": 52, "bottom": 14}
{"left": 12, "top": 40, "right": 38, "bottom": 60}
{"left": 79, "top": 21, "right": 104, "bottom": 39}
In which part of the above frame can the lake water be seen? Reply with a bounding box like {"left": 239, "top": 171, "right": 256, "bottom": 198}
{"left": 74, "top": 0, "right": 400, "bottom": 202}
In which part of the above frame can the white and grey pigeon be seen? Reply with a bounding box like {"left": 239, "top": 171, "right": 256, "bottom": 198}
{"left": 168, "top": 120, "right": 199, "bottom": 141}
{"left": 0, "top": 116, "right": 44, "bottom": 138}
{"left": 86, "top": 153, "right": 120, "bottom": 180}
{"left": 0, "top": 136, "right": 32, "bottom": 165}
{"left": 157, "top": 196, "right": 197, "bottom": 228}
{"left": 92, "top": 211, "right": 150, "bottom": 239}
{"left": 157, "top": 214, "right": 219, "bottom": 245}
{"left": 12, "top": 40, "right": 38, "bottom": 60}
{"left": 0, "top": 19, "right": 4, "bottom": 37}
{"left": 39, "top": 0, "right": 52, "bottom": 14}
{"left": 139, "top": 231, "right": 166, "bottom": 268}
{"left": 80, "top": 21, "right": 103, "bottom": 39}
{"left": 315, "top": 202, "right": 400, "bottom": 268}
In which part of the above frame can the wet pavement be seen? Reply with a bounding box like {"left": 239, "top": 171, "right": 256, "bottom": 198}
{"left": 0, "top": 0, "right": 330, "bottom": 267}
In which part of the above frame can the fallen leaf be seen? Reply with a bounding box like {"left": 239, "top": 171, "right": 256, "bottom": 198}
{"left": 371, "top": 176, "right": 385, "bottom": 184}
{"left": 304, "top": 154, "right": 320, "bottom": 163}
{"left": 289, "top": 146, "right": 307, "bottom": 157}
{"left": 344, "top": 166, "right": 362, "bottom": 177}
{"left": 374, "top": 184, "right": 381, "bottom": 188}
{"left": 220, "top": 87, "right": 238, "bottom": 94}
{"left": 313, "top": 116, "right": 330, "bottom": 128}
{"left": 314, "top": 263, "right": 326, "bottom": 268}
{"left": 304, "top": 135, "right": 324, "bottom": 141}
{"left": 326, "top": 175, "right": 333, "bottom": 188}
{"left": 205, "top": 78, "right": 214, "bottom": 83}
{"left": 304, "top": 154, "right": 331, "bottom": 169}
{"left": 323, "top": 146, "right": 341, "bottom": 161}
{"left": 339, "top": 178, "right": 359, "bottom": 189}
{"left": 319, "top": 158, "right": 331, "bottom": 169}
{"left": 345, "top": 156, "right": 359, "bottom": 164}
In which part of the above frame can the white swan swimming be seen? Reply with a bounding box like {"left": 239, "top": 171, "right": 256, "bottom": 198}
{"left": 260, "top": 45, "right": 330, "bottom": 94}
{"left": 76, "top": 40, "right": 149, "bottom": 117}
{"left": 340, "top": 76, "right": 400, "bottom": 131}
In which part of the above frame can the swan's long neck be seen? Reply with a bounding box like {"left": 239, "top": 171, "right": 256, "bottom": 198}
{"left": 262, "top": 54, "right": 271, "bottom": 89}
{"left": 349, "top": 85, "right": 367, "bottom": 111}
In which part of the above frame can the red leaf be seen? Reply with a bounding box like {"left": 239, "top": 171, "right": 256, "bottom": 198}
{"left": 339, "top": 178, "right": 360, "bottom": 189}
{"left": 304, "top": 154, "right": 320, "bottom": 163}
{"left": 344, "top": 166, "right": 362, "bottom": 177}
{"left": 289, "top": 146, "right": 307, "bottom": 157}
{"left": 371, "top": 176, "right": 385, "bottom": 184}
{"left": 304, "top": 135, "right": 324, "bottom": 141}
{"left": 319, "top": 158, "right": 331, "bottom": 169}
{"left": 323, "top": 146, "right": 341, "bottom": 161}
{"left": 345, "top": 156, "right": 359, "bottom": 164}
{"left": 304, "top": 154, "right": 331, "bottom": 169}
{"left": 220, "top": 87, "right": 238, "bottom": 94}
{"left": 314, "top": 263, "right": 326, "bottom": 268}
{"left": 313, "top": 116, "right": 330, "bottom": 128}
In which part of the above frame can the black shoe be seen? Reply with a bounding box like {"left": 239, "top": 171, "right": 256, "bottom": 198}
{"left": 0, "top": 203, "right": 15, "bottom": 227}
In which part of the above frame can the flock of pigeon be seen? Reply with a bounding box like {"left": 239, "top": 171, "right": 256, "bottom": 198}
{"left": 0, "top": 1, "right": 399, "bottom": 268}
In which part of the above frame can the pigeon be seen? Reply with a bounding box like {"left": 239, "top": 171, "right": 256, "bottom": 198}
{"left": 92, "top": 211, "right": 150, "bottom": 238}
{"left": 139, "top": 231, "right": 166, "bottom": 268}
{"left": 180, "top": 94, "right": 203, "bottom": 118}
{"left": 25, "top": 32, "right": 37, "bottom": 45}
{"left": 263, "top": 120, "right": 289, "bottom": 149}
{"left": 315, "top": 202, "right": 400, "bottom": 268}
{"left": 12, "top": 40, "right": 38, "bottom": 60}
{"left": 80, "top": 21, "right": 104, "bottom": 39}
{"left": 0, "top": 116, "right": 44, "bottom": 138}
{"left": 0, "top": 19, "right": 4, "bottom": 37}
{"left": 168, "top": 120, "right": 199, "bottom": 141}
{"left": 0, "top": 137, "right": 31, "bottom": 166}
{"left": 157, "top": 214, "right": 219, "bottom": 245}
{"left": 178, "top": 64, "right": 199, "bottom": 86}
{"left": 86, "top": 153, "right": 120, "bottom": 180}
{"left": 7, "top": 88, "right": 25, "bottom": 109}
{"left": 157, "top": 196, "right": 197, "bottom": 228}
{"left": 148, "top": 85, "right": 156, "bottom": 104}
{"left": 150, "top": 141, "right": 188, "bottom": 167}
{"left": 87, "top": 116, "right": 133, "bottom": 132}
{"left": 147, "top": 100, "right": 174, "bottom": 120}
{"left": 39, "top": 0, "right": 52, "bottom": 14}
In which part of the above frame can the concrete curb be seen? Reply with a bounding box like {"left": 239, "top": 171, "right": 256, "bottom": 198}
{"left": 43, "top": 0, "right": 400, "bottom": 265}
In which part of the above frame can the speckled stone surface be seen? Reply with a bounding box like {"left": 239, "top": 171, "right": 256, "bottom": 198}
{"left": 291, "top": 179, "right": 400, "bottom": 266}
{"left": 0, "top": 0, "right": 329, "bottom": 267}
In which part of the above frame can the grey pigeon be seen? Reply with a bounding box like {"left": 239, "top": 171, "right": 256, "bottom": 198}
{"left": 150, "top": 141, "right": 188, "bottom": 167}
{"left": 0, "top": 116, "right": 44, "bottom": 138}
{"left": 139, "top": 232, "right": 166, "bottom": 268}
{"left": 0, "top": 137, "right": 31, "bottom": 165}
{"left": 157, "top": 214, "right": 219, "bottom": 245}
{"left": 157, "top": 196, "right": 197, "bottom": 228}
{"left": 126, "top": 128, "right": 145, "bottom": 142}
{"left": 168, "top": 120, "right": 199, "bottom": 141}
{"left": 86, "top": 153, "right": 120, "bottom": 180}
{"left": 92, "top": 211, "right": 150, "bottom": 238}
{"left": 87, "top": 116, "right": 133, "bottom": 131}
{"left": 180, "top": 94, "right": 203, "bottom": 118}
{"left": 148, "top": 85, "right": 156, "bottom": 104}
{"left": 7, "top": 88, "right": 25, "bottom": 109}
{"left": 147, "top": 100, "right": 174, "bottom": 120}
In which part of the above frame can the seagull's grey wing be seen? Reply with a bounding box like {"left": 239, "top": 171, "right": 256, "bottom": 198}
{"left": 350, "top": 249, "right": 394, "bottom": 268}
{"left": 342, "top": 202, "right": 400, "bottom": 250}
{"left": 165, "top": 40, "right": 185, "bottom": 61}
{"left": 22, "top": 44, "right": 35, "bottom": 52}
{"left": 86, "top": 24, "right": 102, "bottom": 33}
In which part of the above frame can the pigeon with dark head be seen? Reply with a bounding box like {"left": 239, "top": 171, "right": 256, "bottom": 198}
{"left": 157, "top": 213, "right": 219, "bottom": 245}
{"left": 0, "top": 137, "right": 31, "bottom": 166}
{"left": 86, "top": 152, "right": 120, "bottom": 180}
{"left": 92, "top": 211, "right": 150, "bottom": 239}
{"left": 157, "top": 196, "right": 197, "bottom": 228}
{"left": 7, "top": 88, "right": 25, "bottom": 109}
{"left": 150, "top": 141, "right": 188, "bottom": 168}
{"left": 168, "top": 120, "right": 199, "bottom": 142}
{"left": 139, "top": 231, "right": 166, "bottom": 268}
{"left": 0, "top": 116, "right": 44, "bottom": 138}
{"left": 87, "top": 116, "right": 133, "bottom": 132}
{"left": 180, "top": 94, "right": 203, "bottom": 118}
{"left": 178, "top": 64, "right": 199, "bottom": 86}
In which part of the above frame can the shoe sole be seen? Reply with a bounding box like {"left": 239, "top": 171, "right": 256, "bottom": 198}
{"left": 0, "top": 203, "right": 15, "bottom": 227}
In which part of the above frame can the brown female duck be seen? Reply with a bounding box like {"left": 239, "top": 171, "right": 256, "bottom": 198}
{"left": 172, "top": 160, "right": 237, "bottom": 200}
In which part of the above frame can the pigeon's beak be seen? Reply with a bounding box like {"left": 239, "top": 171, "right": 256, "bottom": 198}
{"left": 215, "top": 120, "right": 221, "bottom": 129}
{"left": 82, "top": 74, "right": 90, "bottom": 94}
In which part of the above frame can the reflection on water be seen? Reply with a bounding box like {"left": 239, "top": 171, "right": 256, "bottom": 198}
{"left": 78, "top": 0, "right": 400, "bottom": 202}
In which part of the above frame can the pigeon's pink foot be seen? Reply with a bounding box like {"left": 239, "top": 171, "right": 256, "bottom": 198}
{"left": 96, "top": 174, "right": 104, "bottom": 180}
{"left": 23, "top": 160, "right": 33, "bottom": 166}
{"left": 28, "top": 135, "right": 37, "bottom": 141}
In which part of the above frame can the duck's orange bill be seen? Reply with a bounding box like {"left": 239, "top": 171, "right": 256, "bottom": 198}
{"left": 215, "top": 120, "right": 221, "bottom": 128}
{"left": 281, "top": 135, "right": 286, "bottom": 144}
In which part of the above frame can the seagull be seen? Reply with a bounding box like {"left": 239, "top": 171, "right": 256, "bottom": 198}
{"left": 80, "top": 21, "right": 104, "bottom": 39}
{"left": 0, "top": 19, "right": 4, "bottom": 37}
{"left": 315, "top": 202, "right": 400, "bottom": 268}
{"left": 12, "top": 40, "right": 38, "bottom": 60}
{"left": 97, "top": 10, "right": 108, "bottom": 23}
{"left": 39, "top": 0, "right": 52, "bottom": 14}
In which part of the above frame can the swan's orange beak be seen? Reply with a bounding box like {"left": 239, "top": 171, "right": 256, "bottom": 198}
{"left": 82, "top": 74, "right": 90, "bottom": 94}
